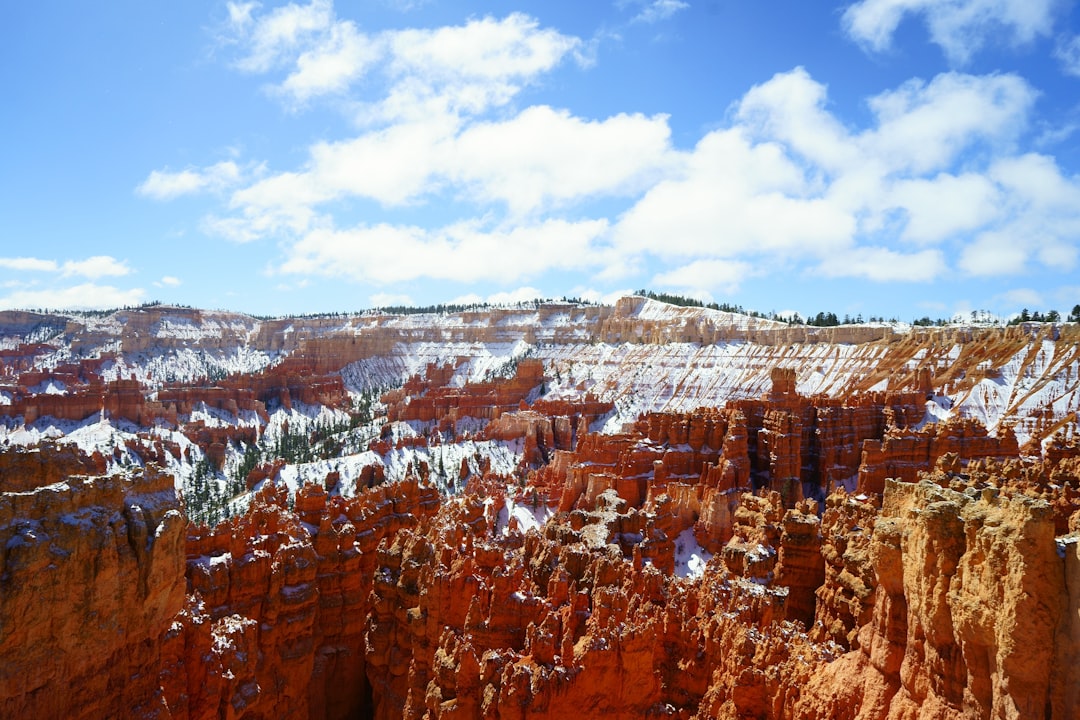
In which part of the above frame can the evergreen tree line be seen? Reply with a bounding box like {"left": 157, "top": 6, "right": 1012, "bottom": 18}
{"left": 637, "top": 289, "right": 1080, "bottom": 327}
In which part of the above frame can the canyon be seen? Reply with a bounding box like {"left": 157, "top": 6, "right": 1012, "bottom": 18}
{"left": 1, "top": 296, "right": 1080, "bottom": 719}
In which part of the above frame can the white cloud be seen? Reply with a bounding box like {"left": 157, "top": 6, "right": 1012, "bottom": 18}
{"left": 613, "top": 126, "right": 855, "bottom": 260}
{"left": 230, "top": 0, "right": 334, "bottom": 73}
{"left": 0, "top": 255, "right": 132, "bottom": 279}
{"left": 137, "top": 161, "right": 242, "bottom": 200}
{"left": 0, "top": 257, "right": 59, "bottom": 272}
{"left": 0, "top": 284, "right": 147, "bottom": 311}
{"left": 888, "top": 173, "right": 1001, "bottom": 243}
{"left": 1058, "top": 34, "right": 1080, "bottom": 77}
{"left": 60, "top": 256, "right": 132, "bottom": 279}
{"left": 736, "top": 67, "right": 859, "bottom": 174}
{"left": 304, "top": 118, "right": 456, "bottom": 205}
{"left": 279, "top": 218, "right": 609, "bottom": 284}
{"left": 388, "top": 13, "right": 578, "bottom": 86}
{"left": 450, "top": 106, "right": 674, "bottom": 213}
{"left": 158, "top": 276, "right": 182, "bottom": 287}
{"left": 611, "top": 66, "right": 1073, "bottom": 284}
{"left": 862, "top": 73, "right": 1034, "bottom": 175}
{"left": 484, "top": 287, "right": 546, "bottom": 305}
{"left": 651, "top": 259, "right": 752, "bottom": 296}
{"left": 447, "top": 288, "right": 548, "bottom": 306}
{"left": 215, "top": 104, "right": 672, "bottom": 242}
{"left": 816, "top": 246, "right": 946, "bottom": 281}
{"left": 842, "top": 0, "right": 1059, "bottom": 64}
{"left": 958, "top": 231, "right": 1028, "bottom": 275}
{"left": 278, "top": 19, "right": 381, "bottom": 103}
{"left": 197, "top": 7, "right": 1080, "bottom": 295}
{"left": 382, "top": 0, "right": 430, "bottom": 11}
{"left": 447, "top": 292, "right": 484, "bottom": 305}
{"left": 997, "top": 288, "right": 1043, "bottom": 307}
{"left": 568, "top": 286, "right": 636, "bottom": 305}
{"left": 628, "top": 0, "right": 690, "bottom": 24}
{"left": 226, "top": 7, "right": 580, "bottom": 112}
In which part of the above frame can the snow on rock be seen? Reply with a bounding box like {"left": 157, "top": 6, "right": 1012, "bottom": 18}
{"left": 673, "top": 526, "right": 713, "bottom": 580}
{"left": 495, "top": 495, "right": 555, "bottom": 536}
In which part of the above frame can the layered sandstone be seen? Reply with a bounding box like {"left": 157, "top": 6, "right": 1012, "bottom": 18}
{"left": 0, "top": 299, "right": 1078, "bottom": 720}
{"left": 795, "top": 477, "right": 1076, "bottom": 719}
{"left": 161, "top": 479, "right": 440, "bottom": 720}
{"left": 0, "top": 460, "right": 186, "bottom": 720}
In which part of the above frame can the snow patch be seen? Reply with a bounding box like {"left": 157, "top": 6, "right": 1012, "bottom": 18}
{"left": 673, "top": 526, "right": 713, "bottom": 580}
{"left": 496, "top": 495, "right": 554, "bottom": 536}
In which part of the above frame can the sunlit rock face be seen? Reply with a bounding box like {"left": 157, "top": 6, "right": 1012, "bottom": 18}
{"left": 0, "top": 298, "right": 1078, "bottom": 718}
{"left": 0, "top": 457, "right": 185, "bottom": 720}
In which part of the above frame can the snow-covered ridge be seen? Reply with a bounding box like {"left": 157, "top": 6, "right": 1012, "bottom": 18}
{"left": 2, "top": 299, "right": 1078, "bottom": 451}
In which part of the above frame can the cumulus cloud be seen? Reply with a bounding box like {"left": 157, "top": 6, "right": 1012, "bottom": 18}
{"left": 369, "top": 292, "right": 413, "bottom": 307}
{"left": 997, "top": 288, "right": 1043, "bottom": 307}
{"left": 842, "top": 0, "right": 1059, "bottom": 64}
{"left": 0, "top": 255, "right": 131, "bottom": 279}
{"left": 448, "top": 107, "right": 673, "bottom": 214}
{"left": 568, "top": 287, "right": 637, "bottom": 305}
{"left": 612, "top": 126, "right": 856, "bottom": 260}
{"left": 887, "top": 173, "right": 1001, "bottom": 244}
{"left": 1058, "top": 34, "right": 1080, "bottom": 77}
{"left": 61, "top": 256, "right": 132, "bottom": 279}
{"left": 0, "top": 284, "right": 147, "bottom": 311}
{"left": 157, "top": 276, "right": 182, "bottom": 287}
{"left": 484, "top": 287, "right": 547, "bottom": 305}
{"left": 213, "top": 105, "right": 672, "bottom": 244}
{"left": 223, "top": 5, "right": 580, "bottom": 112}
{"left": 958, "top": 231, "right": 1028, "bottom": 275}
{"left": 136, "top": 161, "right": 242, "bottom": 200}
{"left": 0, "top": 257, "right": 59, "bottom": 272}
{"left": 227, "top": 0, "right": 335, "bottom": 73}
{"left": 154, "top": 5, "right": 1080, "bottom": 303}
{"left": 278, "top": 19, "right": 381, "bottom": 102}
{"left": 278, "top": 218, "right": 610, "bottom": 284}
{"left": 610, "top": 65, "right": 1079, "bottom": 295}
{"left": 816, "top": 246, "right": 946, "bottom": 282}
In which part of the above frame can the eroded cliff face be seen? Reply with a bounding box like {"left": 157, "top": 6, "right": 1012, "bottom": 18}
{"left": 0, "top": 452, "right": 186, "bottom": 720}
{"left": 0, "top": 299, "right": 1078, "bottom": 719}
{"left": 0, "top": 426, "right": 1078, "bottom": 719}
{"left": 161, "top": 480, "right": 440, "bottom": 720}
{"left": 794, "top": 477, "right": 1074, "bottom": 720}
{"left": 2, "top": 299, "right": 1079, "bottom": 448}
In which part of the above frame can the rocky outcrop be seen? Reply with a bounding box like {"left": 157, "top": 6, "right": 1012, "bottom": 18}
{"left": 364, "top": 488, "right": 802, "bottom": 720}
{"left": 0, "top": 462, "right": 186, "bottom": 720}
{"left": 857, "top": 418, "right": 1020, "bottom": 494}
{"left": 161, "top": 479, "right": 440, "bottom": 720}
{"left": 0, "top": 298, "right": 1079, "bottom": 719}
{"left": 796, "top": 478, "right": 1074, "bottom": 719}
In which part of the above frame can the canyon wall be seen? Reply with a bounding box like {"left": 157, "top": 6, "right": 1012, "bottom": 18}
{"left": 0, "top": 453, "right": 186, "bottom": 719}
{"left": 0, "top": 299, "right": 1078, "bottom": 719}
{"left": 0, "top": 430, "right": 1077, "bottom": 719}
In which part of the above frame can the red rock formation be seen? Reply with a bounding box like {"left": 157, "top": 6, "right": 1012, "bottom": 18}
{"left": 857, "top": 417, "right": 1020, "bottom": 494}
{"left": 776, "top": 498, "right": 825, "bottom": 628}
{"left": 0, "top": 461, "right": 186, "bottom": 720}
{"left": 0, "top": 441, "right": 108, "bottom": 491}
{"left": 1, "top": 299, "right": 1080, "bottom": 719}
{"left": 795, "top": 478, "right": 1074, "bottom": 719}
{"left": 383, "top": 359, "right": 546, "bottom": 426}
{"left": 161, "top": 479, "right": 440, "bottom": 720}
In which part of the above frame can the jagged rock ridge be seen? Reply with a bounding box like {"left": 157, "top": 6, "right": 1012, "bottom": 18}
{"left": 0, "top": 297, "right": 1079, "bottom": 718}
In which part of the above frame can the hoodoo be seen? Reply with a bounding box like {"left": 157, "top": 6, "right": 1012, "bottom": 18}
{"left": 1, "top": 298, "right": 1078, "bottom": 718}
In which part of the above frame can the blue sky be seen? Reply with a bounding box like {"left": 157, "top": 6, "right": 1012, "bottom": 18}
{"left": 3, "top": 0, "right": 1080, "bottom": 320}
